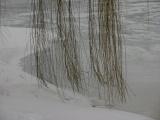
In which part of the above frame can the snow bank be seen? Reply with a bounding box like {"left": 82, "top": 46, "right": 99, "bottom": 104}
{"left": 0, "top": 27, "right": 155, "bottom": 120}
{"left": 0, "top": 62, "right": 154, "bottom": 120}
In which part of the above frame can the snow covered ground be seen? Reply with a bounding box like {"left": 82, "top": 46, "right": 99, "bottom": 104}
{"left": 0, "top": 61, "right": 153, "bottom": 120}
{"left": 0, "top": 27, "right": 155, "bottom": 120}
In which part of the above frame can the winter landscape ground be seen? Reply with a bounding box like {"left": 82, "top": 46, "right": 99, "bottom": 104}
{"left": 0, "top": 26, "right": 155, "bottom": 120}
{"left": 0, "top": 0, "right": 160, "bottom": 120}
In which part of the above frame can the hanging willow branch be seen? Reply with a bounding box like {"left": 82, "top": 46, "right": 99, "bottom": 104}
{"left": 99, "top": 0, "right": 127, "bottom": 103}
{"left": 30, "top": 0, "right": 127, "bottom": 104}
{"left": 88, "top": 0, "right": 127, "bottom": 104}
{"left": 31, "top": 0, "right": 57, "bottom": 87}
{"left": 31, "top": 0, "right": 48, "bottom": 87}
{"left": 55, "top": 0, "right": 82, "bottom": 92}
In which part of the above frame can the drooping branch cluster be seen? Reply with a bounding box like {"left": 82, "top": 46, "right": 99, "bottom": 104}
{"left": 30, "top": 0, "right": 127, "bottom": 104}
{"left": 55, "top": 0, "right": 82, "bottom": 92}
{"left": 92, "top": 0, "right": 127, "bottom": 103}
{"left": 31, "top": 0, "right": 57, "bottom": 87}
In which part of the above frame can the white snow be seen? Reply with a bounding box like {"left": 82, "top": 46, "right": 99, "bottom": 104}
{"left": 0, "top": 27, "right": 155, "bottom": 120}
